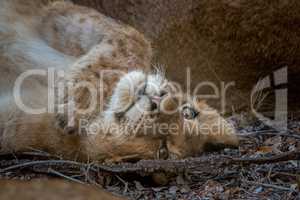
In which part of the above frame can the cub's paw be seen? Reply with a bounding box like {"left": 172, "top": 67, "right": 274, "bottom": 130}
{"left": 55, "top": 108, "right": 77, "bottom": 135}
{"left": 54, "top": 103, "right": 85, "bottom": 136}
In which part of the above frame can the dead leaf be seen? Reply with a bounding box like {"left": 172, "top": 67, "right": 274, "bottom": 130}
{"left": 257, "top": 146, "right": 273, "bottom": 154}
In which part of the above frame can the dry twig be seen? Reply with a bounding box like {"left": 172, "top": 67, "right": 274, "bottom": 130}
{"left": 1, "top": 151, "right": 299, "bottom": 175}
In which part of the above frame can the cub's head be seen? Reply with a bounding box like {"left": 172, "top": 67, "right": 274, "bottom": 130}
{"left": 104, "top": 70, "right": 168, "bottom": 137}
{"left": 157, "top": 95, "right": 239, "bottom": 159}
{"left": 100, "top": 74, "right": 239, "bottom": 161}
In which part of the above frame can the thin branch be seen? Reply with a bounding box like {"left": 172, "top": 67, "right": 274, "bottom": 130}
{"left": 243, "top": 180, "right": 294, "bottom": 192}
{"left": 1, "top": 151, "right": 299, "bottom": 174}
{"left": 0, "top": 160, "right": 85, "bottom": 173}
{"left": 48, "top": 168, "right": 85, "bottom": 184}
{"left": 238, "top": 131, "right": 300, "bottom": 139}
{"left": 230, "top": 151, "right": 300, "bottom": 165}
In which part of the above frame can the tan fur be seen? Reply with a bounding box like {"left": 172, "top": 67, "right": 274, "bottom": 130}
{"left": 0, "top": 1, "right": 238, "bottom": 163}
{"left": 0, "top": 1, "right": 161, "bottom": 162}
{"left": 0, "top": 180, "right": 126, "bottom": 200}
{"left": 159, "top": 95, "right": 239, "bottom": 158}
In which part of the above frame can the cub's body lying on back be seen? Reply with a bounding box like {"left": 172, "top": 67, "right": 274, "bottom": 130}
{"left": 0, "top": 0, "right": 238, "bottom": 162}
{"left": 0, "top": 0, "right": 163, "bottom": 162}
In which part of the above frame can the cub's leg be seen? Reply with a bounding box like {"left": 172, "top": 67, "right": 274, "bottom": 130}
{"left": 39, "top": 1, "right": 152, "bottom": 61}
{"left": 38, "top": 2, "right": 153, "bottom": 134}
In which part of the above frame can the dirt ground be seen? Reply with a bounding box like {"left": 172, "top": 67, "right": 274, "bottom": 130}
{"left": 1, "top": 117, "right": 299, "bottom": 200}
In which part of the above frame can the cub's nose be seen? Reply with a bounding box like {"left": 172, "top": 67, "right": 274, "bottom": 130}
{"left": 150, "top": 101, "right": 158, "bottom": 111}
{"left": 150, "top": 96, "right": 161, "bottom": 111}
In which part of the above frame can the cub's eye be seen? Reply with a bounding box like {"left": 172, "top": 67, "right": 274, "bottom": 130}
{"left": 182, "top": 106, "right": 199, "bottom": 120}
{"left": 159, "top": 90, "right": 167, "bottom": 97}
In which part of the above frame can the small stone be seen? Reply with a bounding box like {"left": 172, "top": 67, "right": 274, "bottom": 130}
{"left": 152, "top": 187, "right": 164, "bottom": 192}
{"left": 180, "top": 186, "right": 190, "bottom": 194}
{"left": 254, "top": 186, "right": 263, "bottom": 193}
{"left": 169, "top": 186, "right": 178, "bottom": 196}
{"left": 134, "top": 181, "right": 144, "bottom": 191}
{"left": 176, "top": 175, "right": 186, "bottom": 185}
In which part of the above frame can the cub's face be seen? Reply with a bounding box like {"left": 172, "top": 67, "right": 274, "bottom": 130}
{"left": 158, "top": 95, "right": 239, "bottom": 159}
{"left": 104, "top": 70, "right": 169, "bottom": 137}
{"left": 101, "top": 74, "right": 238, "bottom": 161}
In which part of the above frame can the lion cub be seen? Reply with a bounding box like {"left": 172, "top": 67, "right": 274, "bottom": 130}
{"left": 0, "top": 1, "right": 238, "bottom": 162}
